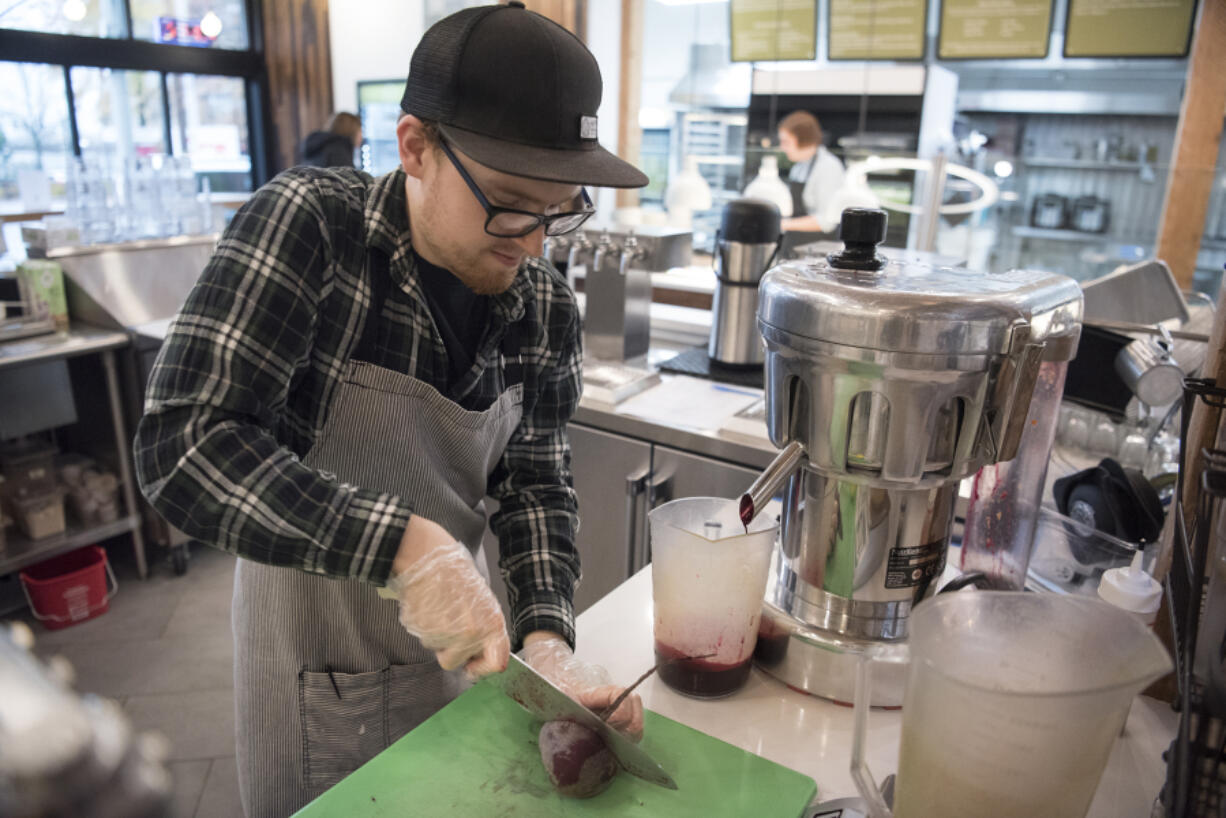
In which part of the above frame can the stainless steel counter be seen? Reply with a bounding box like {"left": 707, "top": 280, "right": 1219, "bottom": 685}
{"left": 573, "top": 396, "right": 777, "bottom": 470}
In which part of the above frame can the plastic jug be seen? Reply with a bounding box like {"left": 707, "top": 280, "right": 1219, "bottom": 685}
{"left": 851, "top": 591, "right": 1172, "bottom": 818}
{"left": 649, "top": 497, "right": 778, "bottom": 698}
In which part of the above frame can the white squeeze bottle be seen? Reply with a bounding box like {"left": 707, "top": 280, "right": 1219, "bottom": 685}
{"left": 1098, "top": 549, "right": 1163, "bottom": 626}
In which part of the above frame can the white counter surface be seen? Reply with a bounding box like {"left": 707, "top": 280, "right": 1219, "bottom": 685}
{"left": 573, "top": 566, "right": 1179, "bottom": 816}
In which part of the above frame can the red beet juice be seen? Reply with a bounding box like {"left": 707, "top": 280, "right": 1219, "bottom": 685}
{"left": 655, "top": 640, "right": 752, "bottom": 698}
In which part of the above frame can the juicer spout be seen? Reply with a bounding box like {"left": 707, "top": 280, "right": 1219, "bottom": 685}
{"left": 740, "top": 440, "right": 806, "bottom": 526}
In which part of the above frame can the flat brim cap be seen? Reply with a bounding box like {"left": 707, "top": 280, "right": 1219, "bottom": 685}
{"left": 437, "top": 123, "right": 647, "bottom": 188}
{"left": 403, "top": 2, "right": 648, "bottom": 189}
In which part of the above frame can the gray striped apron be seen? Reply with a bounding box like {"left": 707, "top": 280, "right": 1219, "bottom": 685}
{"left": 232, "top": 259, "right": 525, "bottom": 817}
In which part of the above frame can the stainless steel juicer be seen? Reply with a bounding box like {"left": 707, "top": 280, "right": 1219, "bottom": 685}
{"left": 747, "top": 208, "right": 1083, "bottom": 705}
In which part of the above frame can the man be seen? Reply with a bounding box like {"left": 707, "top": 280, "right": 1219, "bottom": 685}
{"left": 134, "top": 4, "right": 647, "bottom": 815}
{"left": 299, "top": 111, "right": 362, "bottom": 168}
{"left": 777, "top": 110, "right": 845, "bottom": 234}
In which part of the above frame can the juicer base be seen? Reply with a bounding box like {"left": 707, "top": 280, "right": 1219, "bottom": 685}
{"left": 753, "top": 601, "right": 906, "bottom": 707}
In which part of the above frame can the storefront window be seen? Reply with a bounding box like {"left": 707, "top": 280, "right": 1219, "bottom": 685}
{"left": 0, "top": 0, "right": 126, "bottom": 38}
{"left": 71, "top": 67, "right": 167, "bottom": 170}
{"left": 167, "top": 73, "right": 251, "bottom": 192}
{"left": 0, "top": 61, "right": 72, "bottom": 207}
{"left": 129, "top": 0, "right": 249, "bottom": 50}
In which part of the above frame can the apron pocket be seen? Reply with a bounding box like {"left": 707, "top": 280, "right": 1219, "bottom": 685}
{"left": 387, "top": 662, "right": 466, "bottom": 742}
{"left": 300, "top": 667, "right": 388, "bottom": 790}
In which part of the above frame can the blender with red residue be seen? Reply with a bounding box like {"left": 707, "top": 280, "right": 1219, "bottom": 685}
{"left": 649, "top": 496, "right": 778, "bottom": 698}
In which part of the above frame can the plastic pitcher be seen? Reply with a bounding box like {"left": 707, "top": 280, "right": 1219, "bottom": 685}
{"left": 851, "top": 592, "right": 1172, "bottom": 818}
{"left": 650, "top": 497, "right": 778, "bottom": 698}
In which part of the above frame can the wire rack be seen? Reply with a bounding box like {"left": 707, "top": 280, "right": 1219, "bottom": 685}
{"left": 1162, "top": 378, "right": 1226, "bottom": 817}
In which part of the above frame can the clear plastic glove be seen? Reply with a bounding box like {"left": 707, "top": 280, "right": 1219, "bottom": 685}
{"left": 521, "top": 633, "right": 645, "bottom": 741}
{"left": 386, "top": 537, "right": 510, "bottom": 678}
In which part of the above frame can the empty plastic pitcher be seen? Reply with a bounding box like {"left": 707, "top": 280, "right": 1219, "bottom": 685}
{"left": 851, "top": 591, "right": 1171, "bottom": 818}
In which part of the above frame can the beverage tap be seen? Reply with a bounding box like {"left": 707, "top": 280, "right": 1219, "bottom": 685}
{"left": 592, "top": 230, "right": 618, "bottom": 275}
{"left": 617, "top": 231, "right": 646, "bottom": 278}
{"left": 542, "top": 234, "right": 567, "bottom": 265}
{"left": 566, "top": 230, "right": 592, "bottom": 271}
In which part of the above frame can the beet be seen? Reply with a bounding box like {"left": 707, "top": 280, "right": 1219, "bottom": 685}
{"left": 538, "top": 719, "right": 619, "bottom": 798}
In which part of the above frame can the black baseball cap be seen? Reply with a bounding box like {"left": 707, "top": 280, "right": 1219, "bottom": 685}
{"left": 401, "top": 1, "right": 648, "bottom": 189}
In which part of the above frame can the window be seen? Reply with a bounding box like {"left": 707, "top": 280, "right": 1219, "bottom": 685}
{"left": 130, "top": 0, "right": 249, "bottom": 50}
{"left": 168, "top": 73, "right": 251, "bottom": 192}
{"left": 71, "top": 67, "right": 167, "bottom": 167}
{"left": 0, "top": 0, "right": 126, "bottom": 38}
{"left": 0, "top": 62, "right": 71, "bottom": 206}
{"left": 0, "top": 0, "right": 265, "bottom": 212}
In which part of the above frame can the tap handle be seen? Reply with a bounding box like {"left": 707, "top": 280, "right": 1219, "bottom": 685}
{"left": 593, "top": 230, "right": 618, "bottom": 272}
{"left": 618, "top": 232, "right": 643, "bottom": 277}
{"left": 566, "top": 231, "right": 590, "bottom": 268}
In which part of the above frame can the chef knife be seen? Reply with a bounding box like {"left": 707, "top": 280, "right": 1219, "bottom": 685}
{"left": 485, "top": 654, "right": 678, "bottom": 790}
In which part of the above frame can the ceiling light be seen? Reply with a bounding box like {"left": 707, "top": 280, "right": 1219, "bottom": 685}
{"left": 200, "top": 10, "right": 223, "bottom": 39}
{"left": 62, "top": 0, "right": 87, "bottom": 22}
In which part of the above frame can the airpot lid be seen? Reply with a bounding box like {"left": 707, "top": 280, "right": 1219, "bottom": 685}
{"left": 758, "top": 209, "right": 1083, "bottom": 359}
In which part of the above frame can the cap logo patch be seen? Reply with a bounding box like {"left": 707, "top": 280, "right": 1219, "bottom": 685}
{"left": 579, "top": 115, "right": 598, "bottom": 140}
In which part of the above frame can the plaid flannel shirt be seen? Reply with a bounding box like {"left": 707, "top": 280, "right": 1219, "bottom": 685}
{"left": 134, "top": 166, "right": 583, "bottom": 648}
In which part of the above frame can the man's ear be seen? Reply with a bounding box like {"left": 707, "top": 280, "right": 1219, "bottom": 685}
{"left": 398, "top": 115, "right": 430, "bottom": 180}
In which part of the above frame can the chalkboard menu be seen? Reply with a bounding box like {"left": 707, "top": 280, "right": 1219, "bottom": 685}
{"left": 730, "top": 0, "right": 817, "bottom": 62}
{"left": 1064, "top": 0, "right": 1197, "bottom": 58}
{"left": 828, "top": 0, "right": 927, "bottom": 61}
{"left": 939, "top": 0, "right": 1053, "bottom": 59}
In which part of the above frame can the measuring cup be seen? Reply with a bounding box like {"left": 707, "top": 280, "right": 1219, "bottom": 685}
{"left": 649, "top": 497, "right": 778, "bottom": 698}
{"left": 851, "top": 591, "right": 1172, "bottom": 818}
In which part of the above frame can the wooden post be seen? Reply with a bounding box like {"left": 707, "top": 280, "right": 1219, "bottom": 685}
{"left": 510, "top": 0, "right": 585, "bottom": 37}
{"left": 1155, "top": 0, "right": 1226, "bottom": 290}
{"left": 617, "top": 0, "right": 644, "bottom": 208}
{"left": 263, "top": 0, "right": 334, "bottom": 174}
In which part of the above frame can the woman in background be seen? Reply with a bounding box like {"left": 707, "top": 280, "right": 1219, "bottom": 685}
{"left": 777, "top": 110, "right": 845, "bottom": 234}
{"left": 300, "top": 111, "right": 363, "bottom": 168}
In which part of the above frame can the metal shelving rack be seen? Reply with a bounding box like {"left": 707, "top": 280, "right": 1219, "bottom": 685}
{"left": 0, "top": 326, "right": 147, "bottom": 579}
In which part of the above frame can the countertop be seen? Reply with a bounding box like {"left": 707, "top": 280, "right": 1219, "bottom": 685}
{"left": 573, "top": 566, "right": 1179, "bottom": 816}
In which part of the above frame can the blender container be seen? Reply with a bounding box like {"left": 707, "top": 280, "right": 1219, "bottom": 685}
{"left": 961, "top": 359, "right": 1073, "bottom": 589}
{"left": 851, "top": 591, "right": 1172, "bottom": 818}
{"left": 650, "top": 497, "right": 777, "bottom": 698}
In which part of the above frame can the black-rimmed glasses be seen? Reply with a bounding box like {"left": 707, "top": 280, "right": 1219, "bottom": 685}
{"left": 438, "top": 139, "right": 595, "bottom": 238}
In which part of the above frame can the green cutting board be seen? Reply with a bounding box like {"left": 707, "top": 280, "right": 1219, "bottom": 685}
{"left": 294, "top": 680, "right": 817, "bottom": 817}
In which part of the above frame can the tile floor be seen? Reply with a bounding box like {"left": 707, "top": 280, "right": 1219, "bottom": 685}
{"left": 11, "top": 541, "right": 243, "bottom": 818}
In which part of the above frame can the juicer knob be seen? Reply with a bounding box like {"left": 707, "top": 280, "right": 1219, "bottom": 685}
{"left": 827, "top": 207, "right": 888, "bottom": 272}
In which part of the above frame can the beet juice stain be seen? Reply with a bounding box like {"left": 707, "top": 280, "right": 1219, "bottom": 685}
{"left": 654, "top": 640, "right": 752, "bottom": 697}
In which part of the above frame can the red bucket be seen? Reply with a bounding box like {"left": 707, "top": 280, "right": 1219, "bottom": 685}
{"left": 20, "top": 545, "right": 117, "bottom": 630}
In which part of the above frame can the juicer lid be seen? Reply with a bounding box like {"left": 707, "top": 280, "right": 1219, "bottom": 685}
{"left": 758, "top": 255, "right": 1083, "bottom": 359}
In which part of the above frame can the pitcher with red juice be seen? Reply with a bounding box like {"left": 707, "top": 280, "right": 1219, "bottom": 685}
{"left": 649, "top": 497, "right": 778, "bottom": 698}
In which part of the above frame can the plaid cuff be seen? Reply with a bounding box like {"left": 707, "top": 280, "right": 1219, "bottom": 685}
{"left": 510, "top": 588, "right": 576, "bottom": 652}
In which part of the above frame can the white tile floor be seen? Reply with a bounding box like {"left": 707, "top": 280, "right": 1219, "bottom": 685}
{"left": 11, "top": 542, "right": 243, "bottom": 818}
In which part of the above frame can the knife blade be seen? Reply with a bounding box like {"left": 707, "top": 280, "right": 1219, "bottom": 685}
{"left": 485, "top": 654, "right": 678, "bottom": 790}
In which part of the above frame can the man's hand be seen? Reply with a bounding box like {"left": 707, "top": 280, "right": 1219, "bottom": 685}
{"left": 386, "top": 515, "right": 510, "bottom": 677}
{"left": 522, "top": 631, "right": 645, "bottom": 741}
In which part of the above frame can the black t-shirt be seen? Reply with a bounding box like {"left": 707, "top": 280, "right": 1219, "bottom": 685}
{"left": 414, "top": 251, "right": 490, "bottom": 390}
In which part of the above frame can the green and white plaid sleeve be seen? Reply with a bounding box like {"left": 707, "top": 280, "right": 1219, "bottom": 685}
{"left": 488, "top": 264, "right": 583, "bottom": 650}
{"left": 134, "top": 172, "right": 410, "bottom": 584}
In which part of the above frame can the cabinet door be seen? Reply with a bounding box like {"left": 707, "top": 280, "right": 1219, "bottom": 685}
{"left": 481, "top": 423, "right": 652, "bottom": 619}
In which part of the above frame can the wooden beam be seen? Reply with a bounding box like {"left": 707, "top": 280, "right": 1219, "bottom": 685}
{"left": 509, "top": 0, "right": 583, "bottom": 36}
{"left": 616, "top": 0, "right": 644, "bottom": 209}
{"left": 1155, "top": 0, "right": 1226, "bottom": 289}
{"left": 263, "top": 0, "right": 334, "bottom": 174}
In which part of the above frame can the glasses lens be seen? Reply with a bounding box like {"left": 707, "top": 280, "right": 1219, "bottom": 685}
{"left": 545, "top": 211, "right": 592, "bottom": 236}
{"left": 486, "top": 211, "right": 542, "bottom": 238}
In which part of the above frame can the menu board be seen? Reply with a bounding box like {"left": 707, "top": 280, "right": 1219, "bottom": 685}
{"left": 730, "top": 0, "right": 817, "bottom": 62}
{"left": 939, "top": 0, "right": 1053, "bottom": 59}
{"left": 828, "top": 0, "right": 927, "bottom": 61}
{"left": 1064, "top": 0, "right": 1197, "bottom": 57}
